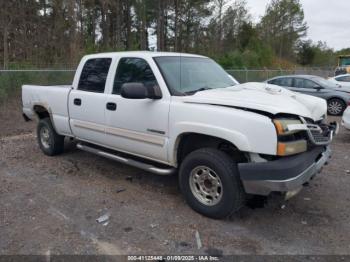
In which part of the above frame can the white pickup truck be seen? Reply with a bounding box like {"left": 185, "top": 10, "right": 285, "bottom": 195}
{"left": 22, "top": 51, "right": 338, "bottom": 218}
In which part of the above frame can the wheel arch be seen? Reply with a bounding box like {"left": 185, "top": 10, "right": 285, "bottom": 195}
{"left": 327, "top": 96, "right": 347, "bottom": 104}
{"left": 173, "top": 132, "right": 249, "bottom": 167}
{"left": 32, "top": 103, "right": 58, "bottom": 132}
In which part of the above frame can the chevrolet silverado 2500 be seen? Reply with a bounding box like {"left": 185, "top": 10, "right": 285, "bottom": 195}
{"left": 22, "top": 52, "right": 338, "bottom": 218}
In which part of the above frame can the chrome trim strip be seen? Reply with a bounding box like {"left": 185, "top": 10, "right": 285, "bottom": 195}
{"left": 105, "top": 126, "right": 165, "bottom": 146}
{"left": 73, "top": 119, "right": 165, "bottom": 147}
{"left": 73, "top": 120, "right": 105, "bottom": 132}
{"left": 286, "top": 124, "right": 309, "bottom": 131}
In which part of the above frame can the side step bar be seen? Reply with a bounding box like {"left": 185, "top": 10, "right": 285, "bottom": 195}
{"left": 76, "top": 143, "right": 176, "bottom": 176}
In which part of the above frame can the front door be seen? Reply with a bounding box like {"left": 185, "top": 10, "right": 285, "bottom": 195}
{"left": 104, "top": 57, "right": 170, "bottom": 163}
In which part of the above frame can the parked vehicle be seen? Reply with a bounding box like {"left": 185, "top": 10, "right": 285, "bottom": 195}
{"left": 22, "top": 52, "right": 338, "bottom": 219}
{"left": 328, "top": 74, "right": 350, "bottom": 88}
{"left": 342, "top": 106, "right": 350, "bottom": 130}
{"left": 335, "top": 55, "right": 350, "bottom": 76}
{"left": 266, "top": 75, "right": 350, "bottom": 116}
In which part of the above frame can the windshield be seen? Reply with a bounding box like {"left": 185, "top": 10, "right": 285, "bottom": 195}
{"left": 340, "top": 57, "right": 350, "bottom": 66}
{"left": 311, "top": 76, "right": 339, "bottom": 88}
{"left": 154, "top": 56, "right": 236, "bottom": 95}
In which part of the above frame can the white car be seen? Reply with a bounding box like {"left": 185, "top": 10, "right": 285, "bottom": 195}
{"left": 328, "top": 74, "right": 350, "bottom": 88}
{"left": 342, "top": 106, "right": 350, "bottom": 130}
{"left": 22, "top": 51, "right": 338, "bottom": 218}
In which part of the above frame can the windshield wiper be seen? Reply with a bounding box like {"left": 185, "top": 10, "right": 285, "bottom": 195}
{"left": 184, "top": 87, "right": 211, "bottom": 95}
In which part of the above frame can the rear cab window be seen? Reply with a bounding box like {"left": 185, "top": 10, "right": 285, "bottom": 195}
{"left": 78, "top": 58, "right": 112, "bottom": 93}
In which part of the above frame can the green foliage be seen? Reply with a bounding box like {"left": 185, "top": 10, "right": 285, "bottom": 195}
{"left": 258, "top": 0, "right": 307, "bottom": 60}
{"left": 297, "top": 40, "right": 337, "bottom": 66}
{"left": 0, "top": 71, "right": 75, "bottom": 102}
{"left": 216, "top": 40, "right": 274, "bottom": 69}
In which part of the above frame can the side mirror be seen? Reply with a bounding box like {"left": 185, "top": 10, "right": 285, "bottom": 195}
{"left": 121, "top": 83, "right": 161, "bottom": 99}
{"left": 121, "top": 83, "right": 148, "bottom": 99}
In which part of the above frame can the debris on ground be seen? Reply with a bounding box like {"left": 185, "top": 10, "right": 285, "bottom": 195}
{"left": 163, "top": 240, "right": 170, "bottom": 246}
{"left": 304, "top": 197, "right": 311, "bottom": 201}
{"left": 346, "top": 170, "right": 350, "bottom": 174}
{"left": 301, "top": 220, "right": 308, "bottom": 225}
{"left": 195, "top": 230, "right": 202, "bottom": 249}
{"left": 96, "top": 212, "right": 111, "bottom": 225}
{"left": 179, "top": 241, "right": 189, "bottom": 247}
{"left": 116, "top": 188, "right": 126, "bottom": 193}
{"left": 125, "top": 176, "right": 133, "bottom": 182}
{"left": 150, "top": 223, "right": 158, "bottom": 228}
{"left": 123, "top": 227, "right": 133, "bottom": 232}
{"left": 205, "top": 247, "right": 224, "bottom": 257}
{"left": 280, "top": 204, "right": 286, "bottom": 209}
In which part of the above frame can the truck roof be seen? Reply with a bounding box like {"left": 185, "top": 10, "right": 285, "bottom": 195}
{"left": 83, "top": 51, "right": 206, "bottom": 60}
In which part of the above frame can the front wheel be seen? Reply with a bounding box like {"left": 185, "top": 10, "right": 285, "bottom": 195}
{"left": 179, "top": 148, "right": 245, "bottom": 219}
{"left": 327, "top": 98, "right": 346, "bottom": 116}
{"left": 37, "top": 118, "right": 65, "bottom": 156}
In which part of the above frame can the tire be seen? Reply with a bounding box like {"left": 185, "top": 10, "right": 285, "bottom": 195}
{"left": 179, "top": 148, "right": 245, "bottom": 219}
{"left": 327, "top": 98, "right": 346, "bottom": 116}
{"left": 37, "top": 117, "right": 65, "bottom": 156}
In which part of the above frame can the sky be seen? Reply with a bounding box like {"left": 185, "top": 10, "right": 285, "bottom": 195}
{"left": 244, "top": 0, "right": 350, "bottom": 50}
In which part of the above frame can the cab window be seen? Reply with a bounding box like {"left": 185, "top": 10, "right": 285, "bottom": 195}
{"left": 113, "top": 58, "right": 158, "bottom": 95}
{"left": 78, "top": 58, "right": 112, "bottom": 93}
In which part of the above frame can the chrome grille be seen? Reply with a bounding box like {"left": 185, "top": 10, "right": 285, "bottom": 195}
{"left": 300, "top": 118, "right": 333, "bottom": 146}
{"left": 308, "top": 127, "right": 332, "bottom": 144}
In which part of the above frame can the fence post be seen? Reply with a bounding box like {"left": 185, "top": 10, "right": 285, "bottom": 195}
{"left": 244, "top": 67, "right": 248, "bottom": 82}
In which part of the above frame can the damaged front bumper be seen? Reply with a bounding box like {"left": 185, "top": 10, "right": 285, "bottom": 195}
{"left": 238, "top": 146, "right": 331, "bottom": 196}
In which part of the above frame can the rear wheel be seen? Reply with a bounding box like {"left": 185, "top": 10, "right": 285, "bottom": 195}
{"left": 37, "top": 118, "right": 65, "bottom": 156}
{"left": 179, "top": 148, "right": 245, "bottom": 219}
{"left": 327, "top": 98, "right": 346, "bottom": 116}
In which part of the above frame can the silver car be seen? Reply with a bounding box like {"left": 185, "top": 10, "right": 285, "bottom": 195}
{"left": 266, "top": 75, "right": 350, "bottom": 115}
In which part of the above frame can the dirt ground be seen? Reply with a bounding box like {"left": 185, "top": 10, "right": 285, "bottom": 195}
{"left": 1, "top": 96, "right": 350, "bottom": 256}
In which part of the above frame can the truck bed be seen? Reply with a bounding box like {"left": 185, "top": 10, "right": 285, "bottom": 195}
{"left": 22, "top": 85, "right": 73, "bottom": 136}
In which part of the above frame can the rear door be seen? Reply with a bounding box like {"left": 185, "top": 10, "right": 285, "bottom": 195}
{"left": 292, "top": 78, "right": 327, "bottom": 99}
{"left": 104, "top": 57, "right": 170, "bottom": 163}
{"left": 69, "top": 57, "right": 112, "bottom": 145}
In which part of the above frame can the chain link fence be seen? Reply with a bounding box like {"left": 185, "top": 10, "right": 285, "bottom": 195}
{"left": 0, "top": 67, "right": 335, "bottom": 101}
{"left": 226, "top": 67, "right": 335, "bottom": 83}
{"left": 226, "top": 68, "right": 334, "bottom": 83}
{"left": 0, "top": 70, "right": 75, "bottom": 102}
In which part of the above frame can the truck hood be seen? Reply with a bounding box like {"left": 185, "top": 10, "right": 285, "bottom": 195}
{"left": 183, "top": 82, "right": 327, "bottom": 121}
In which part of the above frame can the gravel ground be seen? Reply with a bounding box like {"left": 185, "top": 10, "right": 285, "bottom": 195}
{"left": 1, "top": 99, "right": 350, "bottom": 256}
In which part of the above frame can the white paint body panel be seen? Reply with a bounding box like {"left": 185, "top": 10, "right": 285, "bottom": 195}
{"left": 22, "top": 51, "right": 328, "bottom": 166}
{"left": 328, "top": 75, "right": 350, "bottom": 88}
{"left": 342, "top": 106, "right": 350, "bottom": 130}
{"left": 22, "top": 85, "right": 72, "bottom": 136}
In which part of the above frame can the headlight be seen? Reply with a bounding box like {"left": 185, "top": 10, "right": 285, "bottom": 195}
{"left": 273, "top": 119, "right": 302, "bottom": 135}
{"left": 273, "top": 118, "right": 307, "bottom": 156}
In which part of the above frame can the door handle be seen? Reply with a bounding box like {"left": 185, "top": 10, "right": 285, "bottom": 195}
{"left": 74, "top": 98, "right": 82, "bottom": 106}
{"left": 106, "top": 102, "right": 117, "bottom": 111}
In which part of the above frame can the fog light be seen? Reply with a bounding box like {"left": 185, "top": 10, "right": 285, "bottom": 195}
{"left": 277, "top": 140, "right": 307, "bottom": 156}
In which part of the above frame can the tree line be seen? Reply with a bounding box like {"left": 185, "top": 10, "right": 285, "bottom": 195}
{"left": 0, "top": 0, "right": 346, "bottom": 69}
